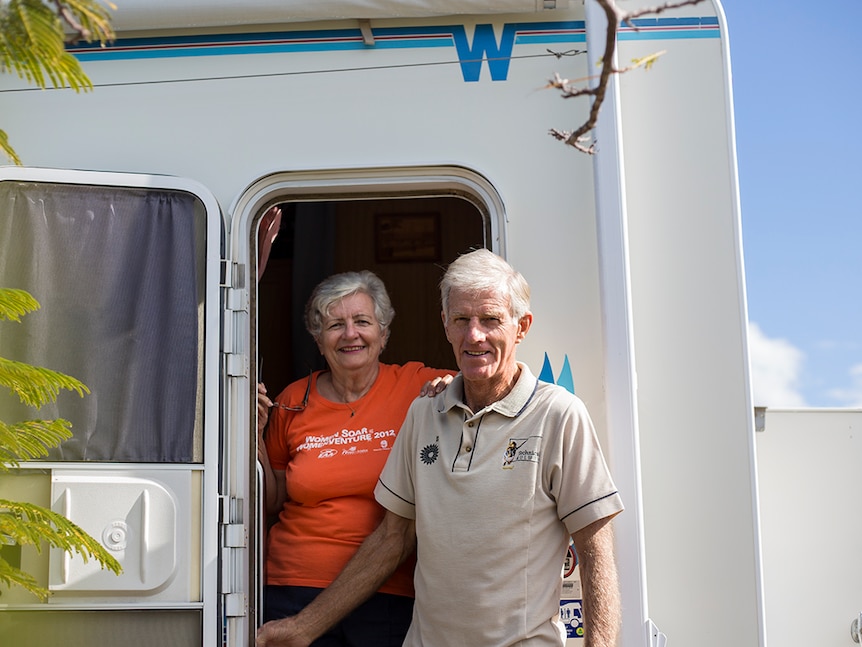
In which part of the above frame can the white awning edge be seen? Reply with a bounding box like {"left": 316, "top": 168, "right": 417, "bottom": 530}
{"left": 106, "top": 0, "right": 572, "bottom": 33}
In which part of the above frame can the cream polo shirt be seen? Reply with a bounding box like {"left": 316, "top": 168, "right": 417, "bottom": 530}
{"left": 375, "top": 362, "right": 624, "bottom": 647}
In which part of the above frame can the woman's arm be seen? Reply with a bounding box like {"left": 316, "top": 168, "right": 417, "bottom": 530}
{"left": 257, "top": 383, "right": 288, "bottom": 515}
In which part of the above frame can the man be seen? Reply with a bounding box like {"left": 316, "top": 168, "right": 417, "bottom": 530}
{"left": 257, "top": 249, "right": 624, "bottom": 647}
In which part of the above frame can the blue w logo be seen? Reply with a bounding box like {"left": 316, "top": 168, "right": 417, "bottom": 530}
{"left": 451, "top": 24, "right": 518, "bottom": 82}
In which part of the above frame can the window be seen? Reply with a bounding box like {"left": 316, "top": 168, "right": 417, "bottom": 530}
{"left": 0, "top": 180, "right": 207, "bottom": 462}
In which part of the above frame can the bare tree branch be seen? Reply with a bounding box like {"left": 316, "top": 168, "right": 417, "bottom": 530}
{"left": 52, "top": 0, "right": 91, "bottom": 41}
{"left": 549, "top": 0, "right": 706, "bottom": 154}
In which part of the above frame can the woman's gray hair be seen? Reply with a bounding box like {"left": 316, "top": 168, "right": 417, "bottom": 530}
{"left": 305, "top": 270, "right": 395, "bottom": 341}
{"left": 440, "top": 249, "right": 531, "bottom": 320}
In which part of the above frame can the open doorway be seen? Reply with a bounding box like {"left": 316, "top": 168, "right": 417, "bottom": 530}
{"left": 257, "top": 195, "right": 489, "bottom": 398}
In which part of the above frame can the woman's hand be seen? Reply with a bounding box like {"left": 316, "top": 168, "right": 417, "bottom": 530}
{"left": 419, "top": 373, "right": 454, "bottom": 397}
{"left": 257, "top": 382, "right": 273, "bottom": 436}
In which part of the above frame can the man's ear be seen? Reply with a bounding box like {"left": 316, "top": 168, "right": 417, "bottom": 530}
{"left": 516, "top": 312, "right": 533, "bottom": 343}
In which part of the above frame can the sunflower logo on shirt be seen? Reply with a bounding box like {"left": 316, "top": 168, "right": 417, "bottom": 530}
{"left": 420, "top": 443, "right": 439, "bottom": 465}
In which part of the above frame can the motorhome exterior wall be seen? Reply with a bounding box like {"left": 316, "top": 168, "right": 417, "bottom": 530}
{"left": 610, "top": 1, "right": 765, "bottom": 646}
{"left": 1, "top": 10, "right": 608, "bottom": 409}
{"left": 0, "top": 7, "right": 601, "bottom": 646}
{"left": 0, "top": 2, "right": 764, "bottom": 646}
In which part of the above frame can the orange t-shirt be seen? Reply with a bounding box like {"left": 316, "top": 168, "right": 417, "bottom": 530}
{"left": 265, "top": 362, "right": 455, "bottom": 597}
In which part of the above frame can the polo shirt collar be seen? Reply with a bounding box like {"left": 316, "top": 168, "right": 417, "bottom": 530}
{"left": 438, "top": 361, "right": 538, "bottom": 418}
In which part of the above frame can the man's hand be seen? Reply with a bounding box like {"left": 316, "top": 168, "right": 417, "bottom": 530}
{"left": 256, "top": 616, "right": 313, "bottom": 647}
{"left": 256, "top": 512, "right": 415, "bottom": 646}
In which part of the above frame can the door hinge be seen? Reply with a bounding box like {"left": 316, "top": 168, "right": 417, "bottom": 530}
{"left": 221, "top": 290, "right": 248, "bottom": 376}
{"left": 224, "top": 592, "right": 246, "bottom": 617}
{"left": 220, "top": 259, "right": 247, "bottom": 292}
{"left": 223, "top": 523, "right": 247, "bottom": 548}
{"left": 225, "top": 287, "right": 248, "bottom": 313}
{"left": 226, "top": 352, "right": 248, "bottom": 377}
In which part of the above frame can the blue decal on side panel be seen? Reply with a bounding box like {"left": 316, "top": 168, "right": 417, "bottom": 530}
{"left": 560, "top": 599, "right": 584, "bottom": 638}
{"left": 538, "top": 352, "right": 556, "bottom": 384}
{"left": 557, "top": 355, "right": 575, "bottom": 395}
{"left": 537, "top": 353, "right": 576, "bottom": 395}
{"left": 451, "top": 24, "right": 516, "bottom": 82}
{"left": 67, "top": 17, "right": 717, "bottom": 84}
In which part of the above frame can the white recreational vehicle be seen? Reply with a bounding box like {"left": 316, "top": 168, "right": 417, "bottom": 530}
{"left": 0, "top": 1, "right": 787, "bottom": 645}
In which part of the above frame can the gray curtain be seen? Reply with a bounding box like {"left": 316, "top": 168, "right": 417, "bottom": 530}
{"left": 0, "top": 181, "right": 205, "bottom": 462}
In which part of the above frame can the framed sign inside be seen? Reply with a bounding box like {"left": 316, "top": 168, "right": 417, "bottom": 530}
{"left": 375, "top": 212, "right": 441, "bottom": 263}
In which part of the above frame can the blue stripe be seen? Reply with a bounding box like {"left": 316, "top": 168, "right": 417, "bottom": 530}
{"left": 69, "top": 17, "right": 720, "bottom": 81}
{"left": 620, "top": 15, "right": 720, "bottom": 40}
{"left": 631, "top": 16, "right": 719, "bottom": 28}
{"left": 73, "top": 38, "right": 459, "bottom": 61}
{"left": 70, "top": 18, "right": 716, "bottom": 62}
{"left": 75, "top": 42, "right": 373, "bottom": 61}
{"left": 70, "top": 27, "right": 364, "bottom": 50}
{"left": 619, "top": 30, "right": 719, "bottom": 41}
{"left": 516, "top": 33, "right": 587, "bottom": 45}
{"left": 369, "top": 39, "right": 454, "bottom": 50}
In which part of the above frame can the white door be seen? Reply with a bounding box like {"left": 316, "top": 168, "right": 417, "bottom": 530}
{"left": 0, "top": 167, "right": 231, "bottom": 647}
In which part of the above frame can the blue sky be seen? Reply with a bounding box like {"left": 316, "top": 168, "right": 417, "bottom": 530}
{"left": 721, "top": 1, "right": 862, "bottom": 407}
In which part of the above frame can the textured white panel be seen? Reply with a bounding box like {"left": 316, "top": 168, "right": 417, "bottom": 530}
{"left": 50, "top": 474, "right": 178, "bottom": 593}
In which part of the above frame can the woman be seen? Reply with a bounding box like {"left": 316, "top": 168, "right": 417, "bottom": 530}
{"left": 257, "top": 270, "right": 454, "bottom": 647}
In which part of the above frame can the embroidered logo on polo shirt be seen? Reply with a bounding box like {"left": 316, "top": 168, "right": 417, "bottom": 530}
{"left": 420, "top": 443, "right": 439, "bottom": 465}
{"left": 502, "top": 436, "right": 541, "bottom": 469}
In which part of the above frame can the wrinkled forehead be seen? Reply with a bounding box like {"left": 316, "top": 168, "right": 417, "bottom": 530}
{"left": 322, "top": 292, "right": 377, "bottom": 321}
{"left": 445, "top": 287, "right": 511, "bottom": 317}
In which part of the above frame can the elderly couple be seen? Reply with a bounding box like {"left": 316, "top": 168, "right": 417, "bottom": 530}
{"left": 256, "top": 249, "right": 623, "bottom": 647}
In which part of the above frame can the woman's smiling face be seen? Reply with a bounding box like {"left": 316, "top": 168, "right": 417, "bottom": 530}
{"left": 317, "top": 292, "right": 386, "bottom": 374}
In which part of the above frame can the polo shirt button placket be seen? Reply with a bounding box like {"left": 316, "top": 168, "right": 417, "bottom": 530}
{"left": 455, "top": 415, "right": 479, "bottom": 470}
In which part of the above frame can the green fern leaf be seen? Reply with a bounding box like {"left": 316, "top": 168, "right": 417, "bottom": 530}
{"left": 0, "top": 1, "right": 116, "bottom": 162}
{"left": 0, "top": 419, "right": 74, "bottom": 469}
{"left": 0, "top": 357, "right": 89, "bottom": 407}
{"left": 0, "top": 500, "right": 122, "bottom": 574}
{"left": 0, "top": 555, "right": 46, "bottom": 599}
{"left": 0, "top": 288, "right": 39, "bottom": 322}
{"left": 0, "top": 130, "right": 22, "bottom": 166}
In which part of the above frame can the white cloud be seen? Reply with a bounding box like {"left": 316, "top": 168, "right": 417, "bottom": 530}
{"left": 748, "top": 322, "right": 807, "bottom": 407}
{"left": 826, "top": 364, "right": 862, "bottom": 407}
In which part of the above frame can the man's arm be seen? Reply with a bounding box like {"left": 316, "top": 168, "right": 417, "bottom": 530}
{"left": 256, "top": 510, "right": 416, "bottom": 647}
{"left": 572, "top": 516, "right": 621, "bottom": 647}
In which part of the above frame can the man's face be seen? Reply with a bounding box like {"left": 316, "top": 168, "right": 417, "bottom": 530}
{"left": 442, "top": 288, "right": 531, "bottom": 388}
